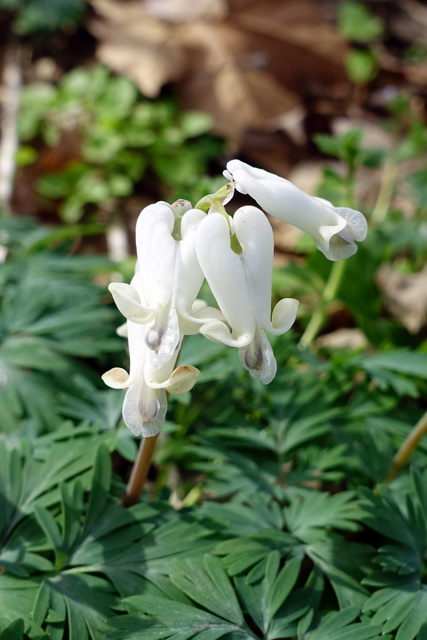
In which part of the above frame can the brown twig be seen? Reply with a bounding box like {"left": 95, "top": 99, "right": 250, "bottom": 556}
{"left": 384, "top": 411, "right": 427, "bottom": 483}
{"left": 121, "top": 434, "right": 159, "bottom": 506}
{"left": 0, "top": 36, "right": 21, "bottom": 214}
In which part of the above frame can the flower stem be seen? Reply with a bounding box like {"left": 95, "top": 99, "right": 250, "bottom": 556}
{"left": 370, "top": 159, "right": 397, "bottom": 228}
{"left": 384, "top": 411, "right": 427, "bottom": 483}
{"left": 121, "top": 434, "right": 158, "bottom": 506}
{"left": 298, "top": 259, "right": 347, "bottom": 349}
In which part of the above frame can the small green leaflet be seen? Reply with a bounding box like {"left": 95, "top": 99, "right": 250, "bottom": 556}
{"left": 303, "top": 606, "right": 386, "bottom": 640}
{"left": 111, "top": 555, "right": 258, "bottom": 640}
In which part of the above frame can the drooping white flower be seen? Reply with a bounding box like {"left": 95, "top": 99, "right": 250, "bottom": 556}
{"left": 225, "top": 159, "right": 367, "bottom": 261}
{"left": 102, "top": 321, "right": 200, "bottom": 437}
{"left": 196, "top": 205, "right": 299, "bottom": 384}
{"left": 108, "top": 201, "right": 219, "bottom": 368}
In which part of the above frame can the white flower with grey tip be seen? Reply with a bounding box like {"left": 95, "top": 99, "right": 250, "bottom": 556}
{"left": 196, "top": 205, "right": 299, "bottom": 384}
{"left": 102, "top": 321, "right": 200, "bottom": 437}
{"left": 108, "top": 201, "right": 220, "bottom": 368}
{"left": 103, "top": 160, "right": 368, "bottom": 438}
{"left": 225, "top": 159, "right": 367, "bottom": 261}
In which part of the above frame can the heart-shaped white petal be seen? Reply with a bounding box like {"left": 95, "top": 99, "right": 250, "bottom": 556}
{"left": 135, "top": 202, "right": 176, "bottom": 308}
{"left": 173, "top": 209, "right": 207, "bottom": 324}
{"left": 233, "top": 206, "right": 274, "bottom": 325}
{"left": 196, "top": 205, "right": 298, "bottom": 384}
{"left": 197, "top": 212, "right": 256, "bottom": 344}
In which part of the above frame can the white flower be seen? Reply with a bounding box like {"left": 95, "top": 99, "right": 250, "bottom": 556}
{"left": 225, "top": 159, "right": 367, "bottom": 261}
{"left": 196, "top": 206, "right": 299, "bottom": 384}
{"left": 102, "top": 321, "right": 200, "bottom": 437}
{"left": 108, "top": 201, "right": 219, "bottom": 368}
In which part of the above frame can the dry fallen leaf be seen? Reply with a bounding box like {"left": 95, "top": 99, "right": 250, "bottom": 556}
{"left": 89, "top": 0, "right": 186, "bottom": 97}
{"left": 230, "top": 0, "right": 349, "bottom": 89}
{"left": 376, "top": 263, "right": 427, "bottom": 334}
{"left": 88, "top": 0, "right": 350, "bottom": 149}
{"left": 316, "top": 328, "right": 368, "bottom": 350}
{"left": 175, "top": 22, "right": 301, "bottom": 142}
{"left": 142, "top": 0, "right": 228, "bottom": 23}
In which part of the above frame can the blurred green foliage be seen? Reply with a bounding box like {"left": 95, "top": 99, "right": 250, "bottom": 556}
{"left": 17, "top": 65, "right": 224, "bottom": 221}
{"left": 0, "top": 216, "right": 124, "bottom": 436}
{"left": 0, "top": 0, "right": 85, "bottom": 35}
{"left": 338, "top": 1, "right": 385, "bottom": 84}
{"left": 338, "top": 1, "right": 384, "bottom": 42}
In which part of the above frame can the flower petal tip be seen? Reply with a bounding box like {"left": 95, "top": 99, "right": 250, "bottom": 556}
{"left": 122, "top": 384, "right": 167, "bottom": 437}
{"left": 271, "top": 298, "right": 299, "bottom": 334}
{"left": 334, "top": 207, "right": 368, "bottom": 242}
{"left": 166, "top": 364, "right": 201, "bottom": 394}
{"left": 102, "top": 367, "right": 130, "bottom": 389}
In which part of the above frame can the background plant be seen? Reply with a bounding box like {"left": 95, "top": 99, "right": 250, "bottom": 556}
{"left": 17, "top": 65, "right": 223, "bottom": 222}
{"left": 0, "top": 0, "right": 86, "bottom": 36}
{"left": 0, "top": 215, "right": 124, "bottom": 436}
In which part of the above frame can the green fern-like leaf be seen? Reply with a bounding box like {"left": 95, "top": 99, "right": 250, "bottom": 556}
{"left": 112, "top": 555, "right": 257, "bottom": 640}
{"left": 0, "top": 223, "right": 122, "bottom": 433}
{"left": 304, "top": 606, "right": 385, "bottom": 640}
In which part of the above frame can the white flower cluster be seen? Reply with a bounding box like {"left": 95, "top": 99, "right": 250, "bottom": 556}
{"left": 103, "top": 160, "right": 367, "bottom": 437}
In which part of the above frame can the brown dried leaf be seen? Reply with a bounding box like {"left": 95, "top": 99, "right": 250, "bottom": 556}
{"left": 376, "top": 264, "right": 427, "bottom": 334}
{"left": 404, "top": 62, "right": 427, "bottom": 87}
{"left": 316, "top": 328, "right": 368, "bottom": 350}
{"left": 89, "top": 0, "right": 186, "bottom": 97}
{"left": 142, "top": 0, "right": 228, "bottom": 23}
{"left": 176, "top": 22, "right": 300, "bottom": 141}
{"left": 389, "top": 0, "right": 427, "bottom": 45}
{"left": 230, "top": 0, "right": 349, "bottom": 88}
{"left": 88, "top": 0, "right": 350, "bottom": 146}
